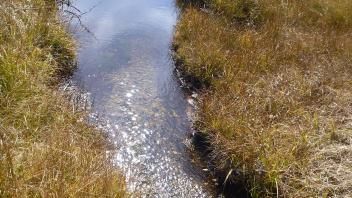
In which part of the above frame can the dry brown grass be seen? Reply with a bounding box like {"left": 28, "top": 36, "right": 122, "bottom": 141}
{"left": 0, "top": 0, "right": 126, "bottom": 197}
{"left": 174, "top": 0, "right": 352, "bottom": 197}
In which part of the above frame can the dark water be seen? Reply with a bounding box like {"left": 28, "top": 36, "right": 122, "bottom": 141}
{"left": 70, "top": 0, "right": 215, "bottom": 197}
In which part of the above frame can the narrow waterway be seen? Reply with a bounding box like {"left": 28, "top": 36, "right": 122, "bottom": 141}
{"left": 70, "top": 0, "right": 215, "bottom": 197}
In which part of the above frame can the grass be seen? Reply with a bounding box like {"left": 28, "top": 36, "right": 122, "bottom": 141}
{"left": 174, "top": 0, "right": 352, "bottom": 197}
{"left": 0, "top": 0, "right": 126, "bottom": 197}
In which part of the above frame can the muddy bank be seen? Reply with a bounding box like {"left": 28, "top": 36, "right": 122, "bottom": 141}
{"left": 192, "top": 132, "right": 251, "bottom": 198}
{"left": 172, "top": 49, "right": 251, "bottom": 198}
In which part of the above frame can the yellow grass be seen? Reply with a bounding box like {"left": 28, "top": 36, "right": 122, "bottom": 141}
{"left": 174, "top": 0, "right": 352, "bottom": 197}
{"left": 0, "top": 0, "right": 126, "bottom": 197}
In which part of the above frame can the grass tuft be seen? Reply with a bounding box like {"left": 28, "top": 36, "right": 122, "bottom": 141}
{"left": 174, "top": 0, "right": 352, "bottom": 197}
{"left": 0, "top": 0, "right": 126, "bottom": 197}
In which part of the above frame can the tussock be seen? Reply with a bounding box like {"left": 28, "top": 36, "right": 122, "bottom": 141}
{"left": 0, "top": 0, "right": 126, "bottom": 197}
{"left": 174, "top": 0, "right": 352, "bottom": 197}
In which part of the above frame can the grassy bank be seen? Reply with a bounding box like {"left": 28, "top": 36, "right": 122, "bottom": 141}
{"left": 174, "top": 0, "right": 352, "bottom": 197}
{"left": 0, "top": 0, "right": 125, "bottom": 196}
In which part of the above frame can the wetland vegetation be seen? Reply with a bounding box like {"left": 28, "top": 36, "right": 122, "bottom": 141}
{"left": 2, "top": 0, "right": 352, "bottom": 197}
{"left": 0, "top": 0, "right": 125, "bottom": 196}
{"left": 174, "top": 0, "right": 352, "bottom": 197}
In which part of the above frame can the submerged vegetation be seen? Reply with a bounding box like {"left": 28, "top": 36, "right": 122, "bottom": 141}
{"left": 174, "top": 0, "right": 352, "bottom": 197}
{"left": 0, "top": 0, "right": 125, "bottom": 196}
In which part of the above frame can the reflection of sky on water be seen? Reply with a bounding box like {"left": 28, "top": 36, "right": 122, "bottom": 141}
{"left": 71, "top": 0, "right": 214, "bottom": 197}
{"left": 75, "top": 0, "right": 176, "bottom": 43}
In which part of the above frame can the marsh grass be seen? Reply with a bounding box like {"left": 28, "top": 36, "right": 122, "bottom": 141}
{"left": 174, "top": 0, "right": 352, "bottom": 197}
{"left": 0, "top": 0, "right": 126, "bottom": 196}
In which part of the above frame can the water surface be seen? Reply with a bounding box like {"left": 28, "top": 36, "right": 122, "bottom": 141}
{"left": 71, "top": 0, "right": 214, "bottom": 197}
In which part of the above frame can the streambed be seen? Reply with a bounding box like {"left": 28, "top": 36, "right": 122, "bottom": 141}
{"left": 70, "top": 0, "right": 216, "bottom": 197}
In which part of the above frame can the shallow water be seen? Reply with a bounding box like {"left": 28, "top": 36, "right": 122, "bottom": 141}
{"left": 71, "top": 0, "right": 215, "bottom": 197}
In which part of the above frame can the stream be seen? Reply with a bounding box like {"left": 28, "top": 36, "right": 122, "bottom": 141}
{"left": 69, "top": 0, "right": 216, "bottom": 197}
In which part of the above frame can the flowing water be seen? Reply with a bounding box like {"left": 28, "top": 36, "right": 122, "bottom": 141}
{"left": 70, "top": 0, "right": 215, "bottom": 197}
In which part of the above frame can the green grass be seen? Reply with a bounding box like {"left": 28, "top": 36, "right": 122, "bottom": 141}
{"left": 174, "top": 0, "right": 352, "bottom": 197}
{"left": 0, "top": 0, "right": 126, "bottom": 197}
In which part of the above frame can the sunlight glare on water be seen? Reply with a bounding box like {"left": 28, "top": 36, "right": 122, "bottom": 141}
{"left": 71, "top": 0, "right": 215, "bottom": 197}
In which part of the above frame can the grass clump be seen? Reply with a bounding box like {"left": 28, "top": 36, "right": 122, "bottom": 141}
{"left": 174, "top": 0, "right": 352, "bottom": 197}
{"left": 0, "top": 0, "right": 126, "bottom": 197}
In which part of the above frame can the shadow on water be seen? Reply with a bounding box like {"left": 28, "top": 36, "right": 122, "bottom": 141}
{"left": 70, "top": 0, "right": 220, "bottom": 197}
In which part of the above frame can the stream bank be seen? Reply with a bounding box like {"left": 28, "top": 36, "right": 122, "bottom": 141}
{"left": 173, "top": 0, "right": 352, "bottom": 197}
{"left": 0, "top": 0, "right": 125, "bottom": 196}
{"left": 173, "top": 54, "right": 251, "bottom": 198}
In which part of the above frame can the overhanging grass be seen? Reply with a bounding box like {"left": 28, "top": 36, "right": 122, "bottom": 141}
{"left": 174, "top": 0, "right": 352, "bottom": 197}
{"left": 0, "top": 0, "right": 126, "bottom": 196}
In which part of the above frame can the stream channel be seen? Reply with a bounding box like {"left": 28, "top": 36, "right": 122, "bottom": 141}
{"left": 69, "top": 0, "right": 217, "bottom": 197}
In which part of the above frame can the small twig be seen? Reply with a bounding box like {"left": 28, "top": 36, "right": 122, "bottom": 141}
{"left": 276, "top": 178, "right": 279, "bottom": 198}
{"left": 80, "top": 0, "right": 104, "bottom": 16}
{"left": 224, "top": 168, "right": 233, "bottom": 185}
{"left": 64, "top": 10, "right": 94, "bottom": 36}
